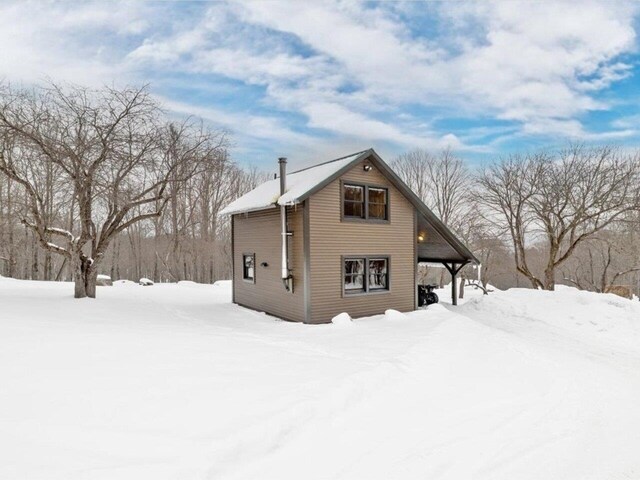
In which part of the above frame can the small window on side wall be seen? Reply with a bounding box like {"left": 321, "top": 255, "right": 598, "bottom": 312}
{"left": 243, "top": 253, "right": 255, "bottom": 283}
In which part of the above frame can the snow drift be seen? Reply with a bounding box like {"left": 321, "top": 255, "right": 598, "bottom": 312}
{"left": 1, "top": 278, "right": 639, "bottom": 480}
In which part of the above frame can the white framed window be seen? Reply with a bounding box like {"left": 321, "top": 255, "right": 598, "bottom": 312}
{"left": 243, "top": 253, "right": 255, "bottom": 283}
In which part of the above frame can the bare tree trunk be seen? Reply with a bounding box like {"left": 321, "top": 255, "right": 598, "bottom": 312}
{"left": 127, "top": 227, "right": 141, "bottom": 281}
{"left": 22, "top": 222, "right": 28, "bottom": 278}
{"left": 86, "top": 267, "right": 98, "bottom": 298}
{"left": 73, "top": 253, "right": 98, "bottom": 298}
{"left": 153, "top": 244, "right": 159, "bottom": 282}
{"left": 55, "top": 258, "right": 67, "bottom": 281}
{"left": 31, "top": 232, "right": 39, "bottom": 280}
{"left": 544, "top": 268, "right": 555, "bottom": 291}
{"left": 110, "top": 235, "right": 118, "bottom": 280}
{"left": 115, "top": 238, "right": 121, "bottom": 281}
{"left": 65, "top": 196, "right": 75, "bottom": 281}
{"left": 6, "top": 177, "right": 15, "bottom": 277}
{"left": 0, "top": 179, "right": 4, "bottom": 276}
{"left": 43, "top": 161, "right": 53, "bottom": 281}
{"left": 74, "top": 255, "right": 88, "bottom": 298}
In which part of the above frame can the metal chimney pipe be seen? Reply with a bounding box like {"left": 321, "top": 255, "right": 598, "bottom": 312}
{"left": 278, "top": 157, "right": 287, "bottom": 195}
{"left": 278, "top": 157, "right": 291, "bottom": 291}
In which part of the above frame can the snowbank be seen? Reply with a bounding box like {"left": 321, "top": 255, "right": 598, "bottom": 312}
{"left": 176, "top": 280, "right": 230, "bottom": 289}
{"left": 383, "top": 309, "right": 408, "bottom": 321}
{"left": 331, "top": 312, "right": 352, "bottom": 326}
{"left": 96, "top": 274, "right": 112, "bottom": 286}
{"left": 1, "top": 279, "right": 639, "bottom": 480}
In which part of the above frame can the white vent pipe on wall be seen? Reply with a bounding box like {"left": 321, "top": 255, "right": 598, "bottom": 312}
{"left": 278, "top": 157, "right": 292, "bottom": 292}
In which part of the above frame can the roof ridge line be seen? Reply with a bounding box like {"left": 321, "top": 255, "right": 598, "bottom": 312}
{"left": 285, "top": 149, "right": 370, "bottom": 176}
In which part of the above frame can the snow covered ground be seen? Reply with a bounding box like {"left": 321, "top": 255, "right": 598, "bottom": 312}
{"left": 1, "top": 277, "right": 640, "bottom": 480}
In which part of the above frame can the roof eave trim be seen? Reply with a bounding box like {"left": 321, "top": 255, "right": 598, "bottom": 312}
{"left": 283, "top": 149, "right": 373, "bottom": 204}
{"left": 367, "top": 150, "right": 480, "bottom": 264}
{"left": 220, "top": 204, "right": 278, "bottom": 216}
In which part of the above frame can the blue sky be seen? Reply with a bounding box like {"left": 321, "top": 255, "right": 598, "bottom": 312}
{"left": 1, "top": 1, "right": 639, "bottom": 170}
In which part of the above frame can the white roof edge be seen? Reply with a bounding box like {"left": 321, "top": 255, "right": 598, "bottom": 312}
{"left": 220, "top": 203, "right": 278, "bottom": 216}
{"left": 279, "top": 198, "right": 302, "bottom": 206}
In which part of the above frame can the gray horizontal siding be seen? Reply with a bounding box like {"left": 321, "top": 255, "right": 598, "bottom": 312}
{"left": 233, "top": 206, "right": 305, "bottom": 322}
{"left": 309, "top": 159, "right": 415, "bottom": 323}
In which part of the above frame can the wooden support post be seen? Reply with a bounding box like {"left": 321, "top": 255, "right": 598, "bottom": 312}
{"left": 451, "top": 263, "right": 458, "bottom": 306}
{"left": 442, "top": 261, "right": 468, "bottom": 306}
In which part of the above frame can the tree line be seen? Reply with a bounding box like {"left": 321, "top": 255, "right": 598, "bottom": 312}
{"left": 1, "top": 81, "right": 639, "bottom": 299}
{"left": 0, "top": 82, "right": 265, "bottom": 297}
{"left": 393, "top": 146, "right": 640, "bottom": 297}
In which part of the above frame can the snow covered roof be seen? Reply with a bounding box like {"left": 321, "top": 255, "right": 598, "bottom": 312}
{"left": 220, "top": 150, "right": 369, "bottom": 215}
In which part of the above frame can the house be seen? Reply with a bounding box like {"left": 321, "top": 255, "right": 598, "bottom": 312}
{"left": 220, "top": 149, "right": 478, "bottom": 324}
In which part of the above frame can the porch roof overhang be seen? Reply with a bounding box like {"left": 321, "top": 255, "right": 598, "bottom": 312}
{"left": 357, "top": 151, "right": 478, "bottom": 266}
{"left": 416, "top": 212, "right": 475, "bottom": 265}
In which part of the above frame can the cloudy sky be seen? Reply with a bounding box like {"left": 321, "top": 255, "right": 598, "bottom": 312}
{"left": 1, "top": 1, "right": 639, "bottom": 168}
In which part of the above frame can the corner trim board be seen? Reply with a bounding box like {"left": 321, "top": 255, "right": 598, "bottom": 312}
{"left": 303, "top": 199, "right": 312, "bottom": 324}
{"left": 231, "top": 215, "right": 235, "bottom": 304}
{"left": 414, "top": 209, "right": 418, "bottom": 310}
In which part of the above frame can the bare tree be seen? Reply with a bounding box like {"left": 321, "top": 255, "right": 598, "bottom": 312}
{"left": 0, "top": 82, "right": 226, "bottom": 298}
{"left": 392, "top": 148, "right": 433, "bottom": 203}
{"left": 394, "top": 147, "right": 476, "bottom": 291}
{"left": 0, "top": 133, "right": 18, "bottom": 277}
{"left": 561, "top": 231, "right": 640, "bottom": 294}
{"left": 393, "top": 147, "right": 472, "bottom": 227}
{"left": 480, "top": 145, "right": 640, "bottom": 290}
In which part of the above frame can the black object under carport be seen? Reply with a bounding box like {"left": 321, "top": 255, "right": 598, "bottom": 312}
{"left": 418, "top": 284, "right": 439, "bottom": 307}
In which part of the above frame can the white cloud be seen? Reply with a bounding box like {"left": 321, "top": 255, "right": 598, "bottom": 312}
{"left": 231, "top": 0, "right": 638, "bottom": 137}
{"left": 0, "top": 1, "right": 152, "bottom": 86}
{"left": 160, "top": 98, "right": 317, "bottom": 147}
{"left": 300, "top": 102, "right": 464, "bottom": 151}
{"left": 442, "top": 1, "right": 637, "bottom": 133}
{"left": 611, "top": 114, "right": 640, "bottom": 130}
{"left": 0, "top": 0, "right": 637, "bottom": 160}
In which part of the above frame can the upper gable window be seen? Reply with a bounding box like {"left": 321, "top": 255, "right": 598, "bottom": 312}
{"left": 343, "top": 184, "right": 388, "bottom": 221}
{"left": 343, "top": 184, "right": 365, "bottom": 218}
{"left": 368, "top": 187, "right": 387, "bottom": 220}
